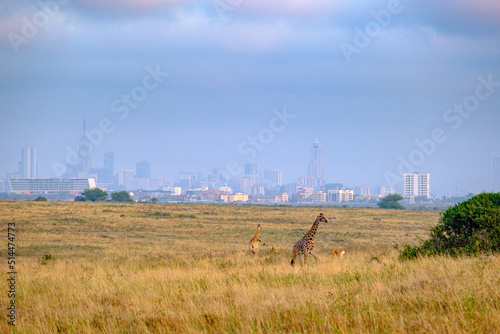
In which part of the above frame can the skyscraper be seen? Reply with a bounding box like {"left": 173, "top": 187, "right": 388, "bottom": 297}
{"left": 244, "top": 161, "right": 258, "bottom": 177}
{"left": 490, "top": 155, "right": 500, "bottom": 192}
{"left": 20, "top": 146, "right": 37, "bottom": 178}
{"left": 103, "top": 152, "right": 114, "bottom": 172}
{"left": 136, "top": 160, "right": 152, "bottom": 179}
{"left": 403, "top": 172, "right": 430, "bottom": 198}
{"left": 76, "top": 117, "right": 92, "bottom": 175}
{"left": 242, "top": 161, "right": 258, "bottom": 194}
{"left": 262, "top": 169, "right": 282, "bottom": 187}
{"left": 308, "top": 138, "right": 325, "bottom": 190}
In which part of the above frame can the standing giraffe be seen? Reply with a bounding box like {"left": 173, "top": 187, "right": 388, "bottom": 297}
{"left": 291, "top": 213, "right": 328, "bottom": 266}
{"left": 249, "top": 224, "right": 261, "bottom": 256}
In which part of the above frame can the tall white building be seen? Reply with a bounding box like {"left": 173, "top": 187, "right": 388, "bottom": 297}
{"left": 308, "top": 138, "right": 325, "bottom": 190}
{"left": 403, "top": 172, "right": 430, "bottom": 198}
{"left": 20, "top": 147, "right": 37, "bottom": 178}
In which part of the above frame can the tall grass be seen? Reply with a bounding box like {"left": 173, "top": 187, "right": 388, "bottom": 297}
{"left": 1, "top": 201, "right": 498, "bottom": 333}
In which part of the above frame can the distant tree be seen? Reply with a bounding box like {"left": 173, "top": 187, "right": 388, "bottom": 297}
{"left": 74, "top": 196, "right": 86, "bottom": 202}
{"left": 151, "top": 197, "right": 158, "bottom": 203}
{"left": 34, "top": 196, "right": 47, "bottom": 201}
{"left": 378, "top": 194, "right": 405, "bottom": 210}
{"left": 112, "top": 191, "right": 133, "bottom": 203}
{"left": 83, "top": 188, "right": 108, "bottom": 202}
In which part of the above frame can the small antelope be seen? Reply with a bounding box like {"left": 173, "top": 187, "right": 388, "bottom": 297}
{"left": 330, "top": 248, "right": 345, "bottom": 257}
{"left": 249, "top": 224, "right": 261, "bottom": 256}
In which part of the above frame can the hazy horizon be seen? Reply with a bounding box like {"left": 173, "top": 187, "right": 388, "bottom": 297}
{"left": 1, "top": 0, "right": 500, "bottom": 196}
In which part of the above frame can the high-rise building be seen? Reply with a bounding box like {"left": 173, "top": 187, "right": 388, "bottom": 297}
{"left": 298, "top": 175, "right": 315, "bottom": 188}
{"left": 244, "top": 162, "right": 258, "bottom": 177}
{"left": 490, "top": 155, "right": 500, "bottom": 192}
{"left": 261, "top": 169, "right": 282, "bottom": 187}
{"left": 77, "top": 117, "right": 92, "bottom": 175}
{"left": 103, "top": 152, "right": 114, "bottom": 172}
{"left": 242, "top": 162, "right": 258, "bottom": 194}
{"left": 354, "top": 185, "right": 372, "bottom": 196}
{"left": 376, "top": 186, "right": 395, "bottom": 197}
{"left": 240, "top": 175, "right": 255, "bottom": 195}
{"left": 118, "top": 169, "right": 134, "bottom": 187}
{"left": 179, "top": 175, "right": 192, "bottom": 192}
{"left": 308, "top": 138, "right": 325, "bottom": 190}
{"left": 136, "top": 160, "right": 152, "bottom": 179}
{"left": 19, "top": 146, "right": 37, "bottom": 178}
{"left": 403, "top": 172, "right": 430, "bottom": 198}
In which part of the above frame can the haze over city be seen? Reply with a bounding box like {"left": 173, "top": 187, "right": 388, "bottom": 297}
{"left": 1, "top": 0, "right": 500, "bottom": 196}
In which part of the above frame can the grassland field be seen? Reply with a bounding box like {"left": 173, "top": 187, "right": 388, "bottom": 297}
{"left": 1, "top": 200, "right": 499, "bottom": 333}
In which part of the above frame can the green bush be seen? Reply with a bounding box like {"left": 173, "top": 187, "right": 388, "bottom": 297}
{"left": 377, "top": 194, "right": 405, "bottom": 210}
{"left": 83, "top": 188, "right": 108, "bottom": 202}
{"left": 111, "top": 191, "right": 133, "bottom": 203}
{"left": 399, "top": 193, "right": 500, "bottom": 259}
{"left": 40, "top": 254, "right": 55, "bottom": 265}
{"left": 178, "top": 214, "right": 196, "bottom": 218}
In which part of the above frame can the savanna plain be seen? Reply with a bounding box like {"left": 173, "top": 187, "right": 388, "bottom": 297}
{"left": 1, "top": 201, "right": 499, "bottom": 333}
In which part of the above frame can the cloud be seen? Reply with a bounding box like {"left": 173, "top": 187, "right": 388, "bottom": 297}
{"left": 403, "top": 0, "right": 500, "bottom": 35}
{"left": 229, "top": 0, "right": 346, "bottom": 17}
{"left": 71, "top": 0, "right": 194, "bottom": 15}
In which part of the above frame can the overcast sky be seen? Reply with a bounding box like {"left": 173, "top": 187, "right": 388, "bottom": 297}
{"left": 1, "top": 0, "right": 499, "bottom": 196}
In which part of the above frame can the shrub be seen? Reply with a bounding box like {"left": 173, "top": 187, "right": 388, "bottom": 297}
{"left": 426, "top": 193, "right": 500, "bottom": 254}
{"left": 40, "top": 254, "right": 55, "bottom": 265}
{"left": 378, "top": 194, "right": 405, "bottom": 210}
{"left": 83, "top": 188, "right": 108, "bottom": 202}
{"left": 178, "top": 214, "right": 196, "bottom": 218}
{"left": 111, "top": 191, "right": 133, "bottom": 203}
{"left": 399, "top": 193, "right": 500, "bottom": 259}
{"left": 34, "top": 196, "right": 47, "bottom": 201}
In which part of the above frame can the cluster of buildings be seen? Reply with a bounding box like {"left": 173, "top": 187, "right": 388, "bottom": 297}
{"left": 3, "top": 122, "right": 500, "bottom": 204}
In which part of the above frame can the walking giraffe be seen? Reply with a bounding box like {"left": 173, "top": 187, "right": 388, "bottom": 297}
{"left": 291, "top": 213, "right": 328, "bottom": 267}
{"left": 249, "top": 224, "right": 261, "bottom": 256}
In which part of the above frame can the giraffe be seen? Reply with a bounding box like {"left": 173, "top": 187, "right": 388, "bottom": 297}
{"left": 291, "top": 213, "right": 328, "bottom": 267}
{"left": 249, "top": 224, "right": 261, "bottom": 256}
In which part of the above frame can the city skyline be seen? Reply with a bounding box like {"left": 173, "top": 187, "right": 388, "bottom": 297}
{"left": 3, "top": 134, "right": 500, "bottom": 197}
{"left": 1, "top": 1, "right": 500, "bottom": 196}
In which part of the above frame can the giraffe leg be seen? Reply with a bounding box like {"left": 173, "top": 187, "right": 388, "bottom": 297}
{"left": 309, "top": 252, "right": 318, "bottom": 263}
{"left": 291, "top": 247, "right": 298, "bottom": 266}
{"left": 300, "top": 253, "right": 305, "bottom": 265}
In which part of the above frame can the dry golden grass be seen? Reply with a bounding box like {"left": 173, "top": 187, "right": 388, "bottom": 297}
{"left": 1, "top": 201, "right": 499, "bottom": 333}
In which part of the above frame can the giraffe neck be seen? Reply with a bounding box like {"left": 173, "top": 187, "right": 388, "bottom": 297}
{"left": 253, "top": 227, "right": 260, "bottom": 239}
{"left": 303, "top": 218, "right": 320, "bottom": 240}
